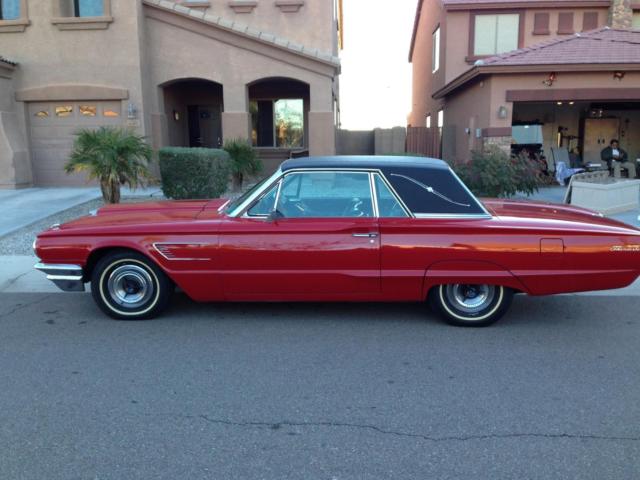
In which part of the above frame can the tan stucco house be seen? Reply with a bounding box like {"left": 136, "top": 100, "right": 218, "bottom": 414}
{"left": 409, "top": 0, "right": 640, "bottom": 165}
{"left": 0, "top": 0, "right": 342, "bottom": 188}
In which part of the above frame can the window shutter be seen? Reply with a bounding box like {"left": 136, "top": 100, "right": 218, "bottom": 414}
{"left": 582, "top": 12, "right": 599, "bottom": 31}
{"left": 533, "top": 12, "right": 550, "bottom": 35}
{"left": 557, "top": 12, "right": 574, "bottom": 34}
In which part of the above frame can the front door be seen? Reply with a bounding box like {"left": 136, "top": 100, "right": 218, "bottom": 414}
{"left": 219, "top": 171, "right": 380, "bottom": 300}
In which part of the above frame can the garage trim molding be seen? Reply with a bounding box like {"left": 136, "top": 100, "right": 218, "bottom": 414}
{"left": 16, "top": 85, "right": 129, "bottom": 102}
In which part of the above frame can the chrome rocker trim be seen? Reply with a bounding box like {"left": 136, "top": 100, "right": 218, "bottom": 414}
{"left": 34, "top": 263, "right": 85, "bottom": 292}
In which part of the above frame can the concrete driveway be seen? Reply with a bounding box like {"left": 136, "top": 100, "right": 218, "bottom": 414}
{"left": 0, "top": 187, "right": 161, "bottom": 237}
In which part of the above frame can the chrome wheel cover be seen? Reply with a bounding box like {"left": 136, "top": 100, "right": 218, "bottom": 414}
{"left": 107, "top": 264, "right": 155, "bottom": 308}
{"left": 445, "top": 284, "right": 495, "bottom": 315}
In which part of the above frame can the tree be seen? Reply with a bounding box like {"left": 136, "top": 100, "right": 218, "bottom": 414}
{"left": 65, "top": 127, "right": 152, "bottom": 204}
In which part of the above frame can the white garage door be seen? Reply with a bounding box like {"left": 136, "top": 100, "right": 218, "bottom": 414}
{"left": 28, "top": 101, "right": 123, "bottom": 186}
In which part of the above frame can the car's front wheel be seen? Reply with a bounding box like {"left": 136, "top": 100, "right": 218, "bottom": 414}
{"left": 91, "top": 251, "right": 172, "bottom": 320}
{"left": 429, "top": 284, "right": 513, "bottom": 327}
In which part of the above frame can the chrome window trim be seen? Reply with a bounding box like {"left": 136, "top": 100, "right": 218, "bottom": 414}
{"left": 373, "top": 172, "right": 413, "bottom": 218}
{"left": 226, "top": 169, "right": 283, "bottom": 218}
{"left": 413, "top": 213, "right": 493, "bottom": 219}
{"left": 244, "top": 180, "right": 282, "bottom": 218}
{"left": 369, "top": 172, "right": 379, "bottom": 218}
{"left": 237, "top": 168, "right": 377, "bottom": 219}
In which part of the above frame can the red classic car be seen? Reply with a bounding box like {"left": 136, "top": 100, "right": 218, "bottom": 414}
{"left": 34, "top": 156, "right": 640, "bottom": 327}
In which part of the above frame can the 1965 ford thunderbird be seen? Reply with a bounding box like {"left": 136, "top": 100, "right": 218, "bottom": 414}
{"left": 34, "top": 156, "right": 640, "bottom": 327}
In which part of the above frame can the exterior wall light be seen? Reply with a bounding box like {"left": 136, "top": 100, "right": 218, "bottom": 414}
{"left": 127, "top": 102, "right": 138, "bottom": 120}
{"left": 497, "top": 106, "right": 508, "bottom": 119}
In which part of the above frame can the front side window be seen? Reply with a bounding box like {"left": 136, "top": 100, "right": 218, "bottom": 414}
{"left": 374, "top": 174, "right": 408, "bottom": 218}
{"left": 275, "top": 171, "right": 373, "bottom": 218}
{"left": 383, "top": 167, "right": 485, "bottom": 216}
{"left": 0, "top": 0, "right": 20, "bottom": 20}
{"left": 432, "top": 26, "right": 440, "bottom": 73}
{"left": 247, "top": 182, "right": 279, "bottom": 216}
{"left": 251, "top": 99, "right": 304, "bottom": 148}
{"left": 633, "top": 12, "right": 640, "bottom": 29}
{"left": 474, "top": 14, "right": 519, "bottom": 56}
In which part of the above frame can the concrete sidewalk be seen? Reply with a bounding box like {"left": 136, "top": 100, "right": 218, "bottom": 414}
{"left": 3, "top": 255, "right": 639, "bottom": 296}
{"left": 0, "top": 186, "right": 162, "bottom": 237}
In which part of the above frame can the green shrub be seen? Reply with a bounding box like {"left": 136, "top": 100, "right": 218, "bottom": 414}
{"left": 223, "top": 138, "right": 262, "bottom": 190}
{"left": 452, "top": 145, "right": 540, "bottom": 198}
{"left": 159, "top": 147, "right": 231, "bottom": 200}
{"left": 65, "top": 127, "right": 152, "bottom": 204}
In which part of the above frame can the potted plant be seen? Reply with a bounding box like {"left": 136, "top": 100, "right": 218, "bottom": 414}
{"left": 65, "top": 127, "right": 152, "bottom": 204}
{"left": 223, "top": 138, "right": 262, "bottom": 191}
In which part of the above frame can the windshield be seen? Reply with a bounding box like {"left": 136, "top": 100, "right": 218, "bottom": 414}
{"left": 223, "top": 174, "right": 275, "bottom": 214}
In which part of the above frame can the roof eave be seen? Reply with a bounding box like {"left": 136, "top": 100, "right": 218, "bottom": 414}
{"left": 444, "top": 0, "right": 610, "bottom": 11}
{"left": 434, "top": 63, "right": 640, "bottom": 99}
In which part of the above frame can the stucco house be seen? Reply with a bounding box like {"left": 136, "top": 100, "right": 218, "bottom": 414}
{"left": 0, "top": 0, "right": 342, "bottom": 188}
{"left": 408, "top": 0, "right": 640, "bottom": 166}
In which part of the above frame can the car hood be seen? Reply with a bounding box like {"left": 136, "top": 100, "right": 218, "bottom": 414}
{"left": 44, "top": 198, "right": 229, "bottom": 234}
{"left": 482, "top": 198, "right": 640, "bottom": 233}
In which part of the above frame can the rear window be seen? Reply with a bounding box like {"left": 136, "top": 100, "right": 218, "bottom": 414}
{"left": 382, "top": 167, "right": 485, "bottom": 215}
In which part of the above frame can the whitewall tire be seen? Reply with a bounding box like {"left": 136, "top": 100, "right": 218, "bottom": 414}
{"left": 429, "top": 284, "right": 513, "bottom": 327}
{"left": 91, "top": 251, "right": 172, "bottom": 320}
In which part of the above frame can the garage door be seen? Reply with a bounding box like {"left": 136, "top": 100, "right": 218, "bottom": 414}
{"left": 28, "top": 101, "right": 123, "bottom": 186}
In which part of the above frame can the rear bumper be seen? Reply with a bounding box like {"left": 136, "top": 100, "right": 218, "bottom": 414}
{"left": 34, "top": 263, "right": 85, "bottom": 292}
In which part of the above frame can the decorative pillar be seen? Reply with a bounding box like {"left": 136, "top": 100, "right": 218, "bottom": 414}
{"left": 221, "top": 83, "right": 250, "bottom": 142}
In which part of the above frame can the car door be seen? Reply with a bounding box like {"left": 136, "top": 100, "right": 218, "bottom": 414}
{"left": 219, "top": 170, "right": 380, "bottom": 300}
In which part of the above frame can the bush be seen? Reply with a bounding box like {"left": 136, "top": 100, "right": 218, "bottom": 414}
{"left": 65, "top": 127, "right": 152, "bottom": 204}
{"left": 452, "top": 145, "right": 540, "bottom": 198}
{"left": 159, "top": 147, "right": 231, "bottom": 200}
{"left": 223, "top": 138, "right": 262, "bottom": 190}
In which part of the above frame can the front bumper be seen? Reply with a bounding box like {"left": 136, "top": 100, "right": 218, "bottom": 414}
{"left": 34, "top": 263, "right": 85, "bottom": 292}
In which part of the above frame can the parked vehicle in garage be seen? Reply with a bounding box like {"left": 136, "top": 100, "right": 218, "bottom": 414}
{"left": 34, "top": 156, "right": 640, "bottom": 327}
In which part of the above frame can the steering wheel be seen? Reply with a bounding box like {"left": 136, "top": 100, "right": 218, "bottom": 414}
{"left": 342, "top": 197, "right": 367, "bottom": 217}
{"left": 279, "top": 198, "right": 312, "bottom": 218}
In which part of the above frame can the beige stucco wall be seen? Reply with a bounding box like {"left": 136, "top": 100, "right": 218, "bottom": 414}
{"left": 144, "top": 11, "right": 336, "bottom": 155}
{"left": 176, "top": 0, "right": 336, "bottom": 54}
{"left": 408, "top": 0, "right": 444, "bottom": 127}
{"left": 0, "top": 66, "right": 30, "bottom": 188}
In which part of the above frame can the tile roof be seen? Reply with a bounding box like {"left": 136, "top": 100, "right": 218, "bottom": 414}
{"left": 443, "top": 0, "right": 608, "bottom": 5}
{"left": 0, "top": 55, "right": 17, "bottom": 66}
{"left": 143, "top": 0, "right": 340, "bottom": 67}
{"left": 478, "top": 28, "right": 640, "bottom": 66}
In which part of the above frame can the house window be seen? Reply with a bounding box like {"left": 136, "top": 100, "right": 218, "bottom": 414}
{"left": 55, "top": 106, "right": 74, "bottom": 117}
{"left": 533, "top": 12, "right": 550, "bottom": 35}
{"left": 437, "top": 110, "right": 444, "bottom": 128}
{"left": 0, "top": 0, "right": 20, "bottom": 20}
{"left": 432, "top": 26, "right": 440, "bottom": 73}
{"left": 633, "top": 12, "right": 640, "bottom": 29}
{"left": 583, "top": 11, "right": 599, "bottom": 31}
{"left": 60, "top": 0, "right": 104, "bottom": 16}
{"left": 426, "top": 114, "right": 431, "bottom": 128}
{"left": 557, "top": 12, "right": 574, "bottom": 34}
{"left": 473, "top": 14, "right": 520, "bottom": 56}
{"left": 251, "top": 99, "right": 304, "bottom": 148}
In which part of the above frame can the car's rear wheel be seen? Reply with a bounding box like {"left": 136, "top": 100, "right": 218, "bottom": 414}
{"left": 429, "top": 284, "right": 513, "bottom": 327}
{"left": 91, "top": 251, "right": 172, "bottom": 320}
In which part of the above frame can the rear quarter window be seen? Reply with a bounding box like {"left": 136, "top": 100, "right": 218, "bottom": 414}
{"left": 382, "top": 167, "right": 485, "bottom": 215}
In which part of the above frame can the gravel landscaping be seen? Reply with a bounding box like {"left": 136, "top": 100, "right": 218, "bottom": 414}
{"left": 0, "top": 197, "right": 157, "bottom": 256}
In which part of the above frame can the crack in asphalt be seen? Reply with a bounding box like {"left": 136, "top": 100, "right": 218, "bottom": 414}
{"left": 0, "top": 270, "right": 32, "bottom": 293}
{"left": 0, "top": 294, "right": 54, "bottom": 320}
{"left": 194, "top": 415, "right": 640, "bottom": 443}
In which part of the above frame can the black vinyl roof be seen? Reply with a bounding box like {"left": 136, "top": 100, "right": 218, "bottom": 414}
{"left": 280, "top": 156, "right": 449, "bottom": 172}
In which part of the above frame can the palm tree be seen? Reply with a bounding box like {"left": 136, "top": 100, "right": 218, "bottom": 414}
{"left": 65, "top": 127, "right": 153, "bottom": 204}
{"left": 223, "top": 138, "right": 262, "bottom": 191}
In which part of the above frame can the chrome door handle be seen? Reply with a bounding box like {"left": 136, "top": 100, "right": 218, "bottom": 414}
{"left": 352, "top": 233, "right": 378, "bottom": 238}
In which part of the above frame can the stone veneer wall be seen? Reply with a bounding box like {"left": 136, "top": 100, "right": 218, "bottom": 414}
{"left": 609, "top": 0, "right": 633, "bottom": 28}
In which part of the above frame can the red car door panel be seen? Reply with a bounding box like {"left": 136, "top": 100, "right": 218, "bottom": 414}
{"left": 219, "top": 216, "right": 380, "bottom": 300}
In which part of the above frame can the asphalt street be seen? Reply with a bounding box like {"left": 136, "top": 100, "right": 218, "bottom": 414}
{"left": 0, "top": 292, "right": 638, "bottom": 480}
